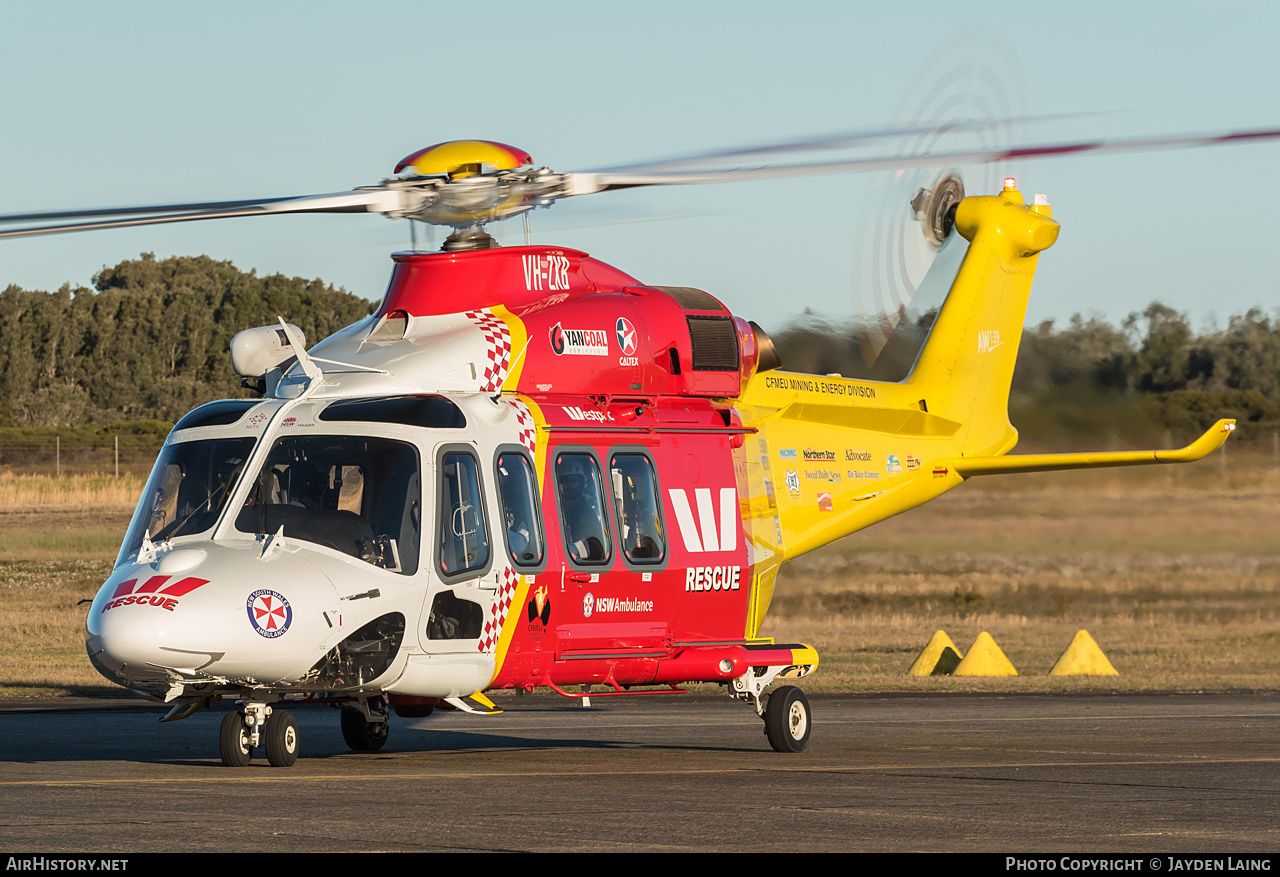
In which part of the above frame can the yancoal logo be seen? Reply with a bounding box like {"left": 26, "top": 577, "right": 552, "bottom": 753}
{"left": 549, "top": 322, "right": 608, "bottom": 356}
{"left": 668, "top": 487, "right": 738, "bottom": 553}
{"left": 246, "top": 589, "right": 292, "bottom": 638}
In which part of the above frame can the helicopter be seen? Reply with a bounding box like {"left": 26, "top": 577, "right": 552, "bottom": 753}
{"left": 0, "top": 127, "right": 1265, "bottom": 767}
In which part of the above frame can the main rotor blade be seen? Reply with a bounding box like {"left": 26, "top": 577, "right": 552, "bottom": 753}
{"left": 595, "top": 112, "right": 1105, "bottom": 174}
{"left": 565, "top": 125, "right": 1280, "bottom": 196}
{"left": 0, "top": 197, "right": 301, "bottom": 224}
{"left": 0, "top": 189, "right": 405, "bottom": 240}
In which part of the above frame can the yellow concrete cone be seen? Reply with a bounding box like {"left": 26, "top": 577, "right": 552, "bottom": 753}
{"left": 952, "top": 631, "right": 1018, "bottom": 676}
{"left": 908, "top": 630, "right": 965, "bottom": 676}
{"left": 1049, "top": 630, "right": 1118, "bottom": 676}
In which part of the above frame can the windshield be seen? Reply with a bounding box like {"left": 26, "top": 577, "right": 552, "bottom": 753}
{"left": 234, "top": 435, "right": 421, "bottom": 575}
{"left": 118, "top": 437, "right": 257, "bottom": 567}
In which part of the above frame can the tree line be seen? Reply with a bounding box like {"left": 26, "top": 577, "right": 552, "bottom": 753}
{"left": 0, "top": 254, "right": 373, "bottom": 429}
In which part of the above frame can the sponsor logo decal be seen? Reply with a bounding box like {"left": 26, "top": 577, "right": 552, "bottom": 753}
{"left": 593, "top": 595, "right": 655, "bottom": 613}
{"left": 668, "top": 487, "right": 738, "bottom": 553}
{"left": 582, "top": 591, "right": 594, "bottom": 618}
{"left": 784, "top": 470, "right": 801, "bottom": 495}
{"left": 616, "top": 317, "right": 638, "bottom": 366}
{"left": 848, "top": 470, "right": 879, "bottom": 480}
{"left": 886, "top": 455, "right": 902, "bottom": 474}
{"left": 246, "top": 589, "right": 292, "bottom": 638}
{"left": 281, "top": 417, "right": 298, "bottom": 427}
{"left": 528, "top": 585, "right": 551, "bottom": 627}
{"left": 549, "top": 322, "right": 608, "bottom": 356}
{"left": 905, "top": 455, "right": 921, "bottom": 471}
{"left": 845, "top": 448, "right": 872, "bottom": 462}
{"left": 248, "top": 412, "right": 268, "bottom": 426}
{"left": 779, "top": 448, "right": 797, "bottom": 459}
{"left": 804, "top": 469, "right": 841, "bottom": 482}
{"left": 817, "top": 492, "right": 833, "bottom": 512}
{"left": 685, "top": 566, "right": 742, "bottom": 592}
{"left": 803, "top": 448, "right": 835, "bottom": 461}
{"left": 522, "top": 254, "right": 571, "bottom": 291}
{"left": 763, "top": 375, "right": 877, "bottom": 399}
{"left": 101, "top": 575, "right": 209, "bottom": 613}
{"left": 561, "top": 405, "right": 614, "bottom": 422}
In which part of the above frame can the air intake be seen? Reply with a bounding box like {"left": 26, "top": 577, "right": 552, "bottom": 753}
{"left": 687, "top": 316, "right": 739, "bottom": 371}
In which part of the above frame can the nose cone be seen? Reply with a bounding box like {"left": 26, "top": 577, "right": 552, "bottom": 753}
{"left": 86, "top": 545, "right": 334, "bottom": 688}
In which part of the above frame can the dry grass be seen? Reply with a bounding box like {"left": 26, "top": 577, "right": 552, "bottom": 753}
{"left": 0, "top": 473, "right": 144, "bottom": 513}
{"left": 2, "top": 456, "right": 1278, "bottom": 697}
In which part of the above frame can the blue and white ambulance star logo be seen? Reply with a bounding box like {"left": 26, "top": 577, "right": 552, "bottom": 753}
{"left": 246, "top": 589, "right": 292, "bottom": 638}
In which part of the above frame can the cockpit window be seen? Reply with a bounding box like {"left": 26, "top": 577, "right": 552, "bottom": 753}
{"left": 235, "top": 435, "right": 421, "bottom": 575}
{"left": 117, "top": 437, "right": 256, "bottom": 567}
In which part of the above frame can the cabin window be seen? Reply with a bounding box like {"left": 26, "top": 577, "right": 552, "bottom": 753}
{"left": 438, "top": 452, "right": 490, "bottom": 578}
{"left": 609, "top": 453, "right": 665, "bottom": 564}
{"left": 496, "top": 451, "right": 545, "bottom": 567}
{"left": 555, "top": 452, "right": 611, "bottom": 565}
{"left": 234, "top": 435, "right": 421, "bottom": 575}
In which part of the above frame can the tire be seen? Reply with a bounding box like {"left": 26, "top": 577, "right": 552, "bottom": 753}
{"left": 341, "top": 708, "right": 389, "bottom": 752}
{"left": 219, "top": 711, "right": 253, "bottom": 767}
{"left": 763, "top": 685, "right": 811, "bottom": 753}
{"left": 263, "top": 710, "right": 299, "bottom": 767}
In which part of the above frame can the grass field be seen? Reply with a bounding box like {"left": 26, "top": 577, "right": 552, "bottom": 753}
{"left": 1, "top": 458, "right": 1277, "bottom": 697}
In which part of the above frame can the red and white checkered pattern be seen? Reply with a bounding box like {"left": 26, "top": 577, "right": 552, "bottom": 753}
{"left": 511, "top": 400, "right": 536, "bottom": 453}
{"left": 479, "top": 565, "right": 520, "bottom": 653}
{"left": 465, "top": 308, "right": 513, "bottom": 393}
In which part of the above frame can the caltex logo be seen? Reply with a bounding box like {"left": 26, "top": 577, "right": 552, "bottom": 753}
{"left": 246, "top": 589, "right": 292, "bottom": 638}
{"left": 616, "top": 317, "right": 637, "bottom": 356}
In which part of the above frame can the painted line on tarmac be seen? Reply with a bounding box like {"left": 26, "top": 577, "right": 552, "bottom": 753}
{"left": 4, "top": 756, "right": 1280, "bottom": 788}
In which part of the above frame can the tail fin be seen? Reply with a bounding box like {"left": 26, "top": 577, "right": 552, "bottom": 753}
{"left": 906, "top": 183, "right": 1059, "bottom": 456}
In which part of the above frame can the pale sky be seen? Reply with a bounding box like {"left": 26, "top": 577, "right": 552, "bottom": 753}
{"left": 3, "top": 1, "right": 1278, "bottom": 334}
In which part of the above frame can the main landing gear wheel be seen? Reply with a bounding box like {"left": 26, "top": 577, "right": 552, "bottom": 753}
{"left": 763, "top": 686, "right": 811, "bottom": 753}
{"left": 219, "top": 711, "right": 253, "bottom": 767}
{"left": 263, "top": 710, "right": 299, "bottom": 767}
{"left": 341, "top": 708, "right": 389, "bottom": 752}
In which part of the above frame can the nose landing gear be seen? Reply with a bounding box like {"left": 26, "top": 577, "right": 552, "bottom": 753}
{"left": 218, "top": 701, "right": 299, "bottom": 767}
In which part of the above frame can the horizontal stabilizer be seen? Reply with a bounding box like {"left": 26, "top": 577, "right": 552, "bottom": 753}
{"left": 945, "top": 420, "right": 1236, "bottom": 478}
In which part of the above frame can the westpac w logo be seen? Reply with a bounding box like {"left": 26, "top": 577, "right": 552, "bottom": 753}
{"left": 667, "top": 488, "right": 737, "bottom": 553}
